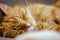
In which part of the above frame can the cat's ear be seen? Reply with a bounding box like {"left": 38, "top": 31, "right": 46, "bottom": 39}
{"left": 0, "top": 8, "right": 6, "bottom": 15}
{"left": 0, "top": 8, "right": 6, "bottom": 22}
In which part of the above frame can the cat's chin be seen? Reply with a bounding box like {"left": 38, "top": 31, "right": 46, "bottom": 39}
{"left": 27, "top": 26, "right": 34, "bottom": 32}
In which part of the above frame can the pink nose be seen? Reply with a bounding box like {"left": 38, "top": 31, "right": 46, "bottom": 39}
{"left": 26, "top": 22, "right": 34, "bottom": 32}
{"left": 26, "top": 22, "right": 32, "bottom": 28}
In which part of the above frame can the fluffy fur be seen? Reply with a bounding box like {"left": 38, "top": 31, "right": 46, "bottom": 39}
{"left": 15, "top": 30, "right": 60, "bottom": 40}
{"left": 29, "top": 4, "right": 60, "bottom": 31}
{"left": 0, "top": 0, "right": 60, "bottom": 38}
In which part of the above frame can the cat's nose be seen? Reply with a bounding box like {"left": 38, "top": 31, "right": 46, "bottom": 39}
{"left": 26, "top": 22, "right": 34, "bottom": 32}
{"left": 26, "top": 22, "right": 32, "bottom": 28}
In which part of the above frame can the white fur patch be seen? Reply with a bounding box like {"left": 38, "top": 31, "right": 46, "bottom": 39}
{"left": 25, "top": 7, "right": 36, "bottom": 27}
{"left": 15, "top": 30, "right": 60, "bottom": 40}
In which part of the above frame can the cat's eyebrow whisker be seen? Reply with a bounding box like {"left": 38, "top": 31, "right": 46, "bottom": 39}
{"left": 26, "top": 9, "right": 36, "bottom": 29}
{"left": 25, "top": 0, "right": 36, "bottom": 27}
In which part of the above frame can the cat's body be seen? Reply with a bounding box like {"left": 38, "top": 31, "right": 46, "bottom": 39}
{"left": 29, "top": 4, "right": 60, "bottom": 31}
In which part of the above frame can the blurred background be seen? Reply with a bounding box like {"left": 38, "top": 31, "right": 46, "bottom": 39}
{"left": 0, "top": 0, "right": 57, "bottom": 6}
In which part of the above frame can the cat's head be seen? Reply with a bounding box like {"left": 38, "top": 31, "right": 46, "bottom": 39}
{"left": 0, "top": 4, "right": 36, "bottom": 38}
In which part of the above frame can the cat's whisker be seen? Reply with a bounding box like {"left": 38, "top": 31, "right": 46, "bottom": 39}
{"left": 24, "top": 0, "right": 36, "bottom": 32}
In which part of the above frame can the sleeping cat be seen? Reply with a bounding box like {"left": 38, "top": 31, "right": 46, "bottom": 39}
{"left": 0, "top": 1, "right": 60, "bottom": 38}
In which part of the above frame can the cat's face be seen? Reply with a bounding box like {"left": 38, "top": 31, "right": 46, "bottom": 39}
{"left": 0, "top": 4, "right": 36, "bottom": 38}
{"left": 13, "top": 5, "right": 36, "bottom": 32}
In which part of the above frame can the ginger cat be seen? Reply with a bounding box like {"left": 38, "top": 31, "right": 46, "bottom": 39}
{"left": 0, "top": 0, "right": 60, "bottom": 38}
